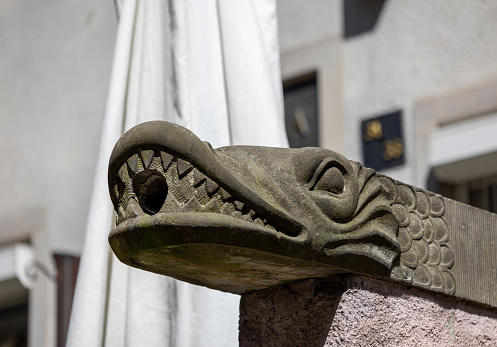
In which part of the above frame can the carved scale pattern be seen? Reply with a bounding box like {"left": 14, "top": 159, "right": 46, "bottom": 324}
{"left": 378, "top": 175, "right": 456, "bottom": 295}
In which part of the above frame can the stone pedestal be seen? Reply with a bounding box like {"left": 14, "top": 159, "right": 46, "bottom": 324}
{"left": 239, "top": 275, "right": 497, "bottom": 347}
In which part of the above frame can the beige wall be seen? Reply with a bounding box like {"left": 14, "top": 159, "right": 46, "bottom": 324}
{"left": 343, "top": 1, "right": 497, "bottom": 186}
{"left": 277, "top": 0, "right": 341, "bottom": 53}
{"left": 0, "top": 1, "right": 117, "bottom": 255}
{"left": 278, "top": 1, "right": 497, "bottom": 187}
{"left": 0, "top": 2, "right": 117, "bottom": 345}
{"left": 277, "top": 0, "right": 345, "bottom": 153}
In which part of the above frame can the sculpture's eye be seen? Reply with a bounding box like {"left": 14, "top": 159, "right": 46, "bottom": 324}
{"left": 297, "top": 152, "right": 358, "bottom": 220}
{"left": 313, "top": 167, "right": 344, "bottom": 194}
{"left": 308, "top": 159, "right": 345, "bottom": 195}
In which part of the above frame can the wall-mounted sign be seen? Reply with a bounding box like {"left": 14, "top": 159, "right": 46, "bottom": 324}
{"left": 361, "top": 110, "right": 405, "bottom": 171}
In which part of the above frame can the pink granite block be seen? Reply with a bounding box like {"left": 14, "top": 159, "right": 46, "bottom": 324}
{"left": 239, "top": 276, "right": 497, "bottom": 347}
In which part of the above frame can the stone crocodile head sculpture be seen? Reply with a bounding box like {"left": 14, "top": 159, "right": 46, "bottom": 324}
{"left": 108, "top": 121, "right": 400, "bottom": 292}
{"left": 108, "top": 121, "right": 497, "bottom": 308}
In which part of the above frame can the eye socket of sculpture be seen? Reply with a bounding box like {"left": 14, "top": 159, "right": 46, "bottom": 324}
{"left": 309, "top": 160, "right": 345, "bottom": 195}
{"left": 313, "top": 167, "right": 344, "bottom": 194}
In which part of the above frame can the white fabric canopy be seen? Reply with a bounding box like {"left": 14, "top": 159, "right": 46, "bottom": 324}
{"left": 67, "top": 0, "right": 287, "bottom": 345}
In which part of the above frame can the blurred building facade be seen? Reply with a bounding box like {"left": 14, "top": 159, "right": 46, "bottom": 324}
{"left": 1, "top": 0, "right": 497, "bottom": 346}
{"left": 0, "top": 1, "right": 117, "bottom": 346}
{"left": 279, "top": 0, "right": 497, "bottom": 207}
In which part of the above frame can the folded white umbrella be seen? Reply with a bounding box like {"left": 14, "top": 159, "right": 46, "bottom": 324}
{"left": 67, "top": 0, "right": 287, "bottom": 346}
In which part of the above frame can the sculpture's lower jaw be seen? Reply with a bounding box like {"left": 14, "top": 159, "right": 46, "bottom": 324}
{"left": 109, "top": 212, "right": 400, "bottom": 294}
{"left": 109, "top": 213, "right": 344, "bottom": 294}
{"left": 323, "top": 243, "right": 399, "bottom": 278}
{"left": 127, "top": 244, "right": 344, "bottom": 294}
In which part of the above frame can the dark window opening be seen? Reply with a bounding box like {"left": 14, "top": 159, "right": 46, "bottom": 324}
{"left": 283, "top": 72, "right": 319, "bottom": 148}
{"left": 0, "top": 302, "right": 28, "bottom": 347}
{"left": 343, "top": 0, "right": 386, "bottom": 38}
{"left": 439, "top": 177, "right": 497, "bottom": 214}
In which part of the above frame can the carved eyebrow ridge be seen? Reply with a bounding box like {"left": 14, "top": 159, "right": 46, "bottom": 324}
{"left": 307, "top": 158, "right": 346, "bottom": 191}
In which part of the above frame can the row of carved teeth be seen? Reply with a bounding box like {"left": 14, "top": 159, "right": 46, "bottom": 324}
{"left": 112, "top": 149, "right": 279, "bottom": 232}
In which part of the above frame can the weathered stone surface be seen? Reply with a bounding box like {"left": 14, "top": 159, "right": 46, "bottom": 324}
{"left": 239, "top": 278, "right": 346, "bottom": 347}
{"left": 107, "top": 121, "right": 497, "bottom": 307}
{"left": 239, "top": 276, "right": 497, "bottom": 347}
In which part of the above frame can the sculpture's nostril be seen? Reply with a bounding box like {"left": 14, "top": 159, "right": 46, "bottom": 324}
{"left": 132, "top": 169, "right": 168, "bottom": 214}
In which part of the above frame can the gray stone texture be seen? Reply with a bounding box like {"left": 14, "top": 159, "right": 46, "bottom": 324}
{"left": 445, "top": 199, "right": 497, "bottom": 308}
{"left": 239, "top": 276, "right": 497, "bottom": 347}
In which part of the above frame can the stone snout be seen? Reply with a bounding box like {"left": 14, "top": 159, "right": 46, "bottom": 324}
{"left": 107, "top": 121, "right": 401, "bottom": 294}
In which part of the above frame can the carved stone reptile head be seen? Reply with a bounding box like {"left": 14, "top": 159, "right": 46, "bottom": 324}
{"left": 108, "top": 121, "right": 402, "bottom": 294}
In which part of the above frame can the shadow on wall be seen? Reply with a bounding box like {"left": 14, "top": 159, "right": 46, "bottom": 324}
{"left": 344, "top": 0, "right": 387, "bottom": 38}
{"left": 239, "top": 278, "right": 346, "bottom": 347}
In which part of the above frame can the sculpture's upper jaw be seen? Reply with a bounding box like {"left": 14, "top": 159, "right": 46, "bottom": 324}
{"left": 108, "top": 120, "right": 305, "bottom": 241}
{"left": 108, "top": 121, "right": 400, "bottom": 294}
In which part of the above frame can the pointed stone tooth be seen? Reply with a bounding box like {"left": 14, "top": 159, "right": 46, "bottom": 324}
{"left": 127, "top": 154, "right": 140, "bottom": 173}
{"left": 194, "top": 170, "right": 206, "bottom": 187}
{"left": 221, "top": 203, "right": 234, "bottom": 215}
{"left": 113, "top": 184, "right": 120, "bottom": 200}
{"left": 161, "top": 152, "right": 174, "bottom": 171}
{"left": 118, "top": 164, "right": 129, "bottom": 183}
{"left": 254, "top": 218, "right": 264, "bottom": 226}
{"left": 220, "top": 188, "right": 232, "bottom": 201}
{"left": 262, "top": 222, "right": 276, "bottom": 230}
{"left": 182, "top": 198, "right": 202, "bottom": 211}
{"left": 117, "top": 206, "right": 126, "bottom": 225}
{"left": 149, "top": 155, "right": 162, "bottom": 171}
{"left": 177, "top": 158, "right": 192, "bottom": 178}
{"left": 234, "top": 201, "right": 244, "bottom": 211}
{"left": 141, "top": 150, "right": 154, "bottom": 168}
{"left": 163, "top": 194, "right": 182, "bottom": 211}
{"left": 231, "top": 211, "right": 243, "bottom": 219}
{"left": 248, "top": 209, "right": 256, "bottom": 218}
{"left": 242, "top": 214, "right": 253, "bottom": 222}
{"left": 126, "top": 198, "right": 143, "bottom": 219}
{"left": 205, "top": 178, "right": 219, "bottom": 196}
{"left": 202, "top": 199, "right": 221, "bottom": 212}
